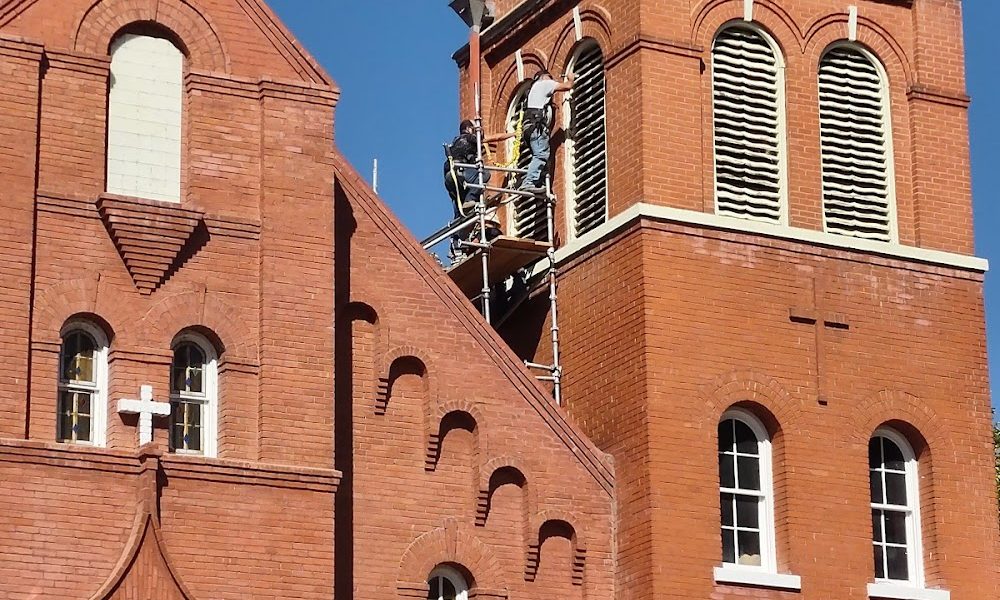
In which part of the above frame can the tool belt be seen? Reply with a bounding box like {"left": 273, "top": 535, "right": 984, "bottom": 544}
{"left": 523, "top": 107, "right": 551, "bottom": 140}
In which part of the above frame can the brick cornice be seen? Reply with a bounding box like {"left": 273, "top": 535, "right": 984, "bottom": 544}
{"left": 204, "top": 213, "right": 262, "bottom": 239}
{"left": 554, "top": 203, "right": 987, "bottom": 280}
{"left": 259, "top": 77, "right": 339, "bottom": 107}
{"left": 0, "top": 439, "right": 143, "bottom": 474}
{"left": 45, "top": 49, "right": 110, "bottom": 77}
{"left": 161, "top": 454, "right": 340, "bottom": 492}
{"left": 36, "top": 190, "right": 101, "bottom": 219}
{"left": 186, "top": 70, "right": 339, "bottom": 107}
{"left": 607, "top": 34, "right": 703, "bottom": 70}
{"left": 0, "top": 439, "right": 340, "bottom": 492}
{"left": 907, "top": 84, "right": 971, "bottom": 109}
{"left": 0, "top": 33, "right": 43, "bottom": 62}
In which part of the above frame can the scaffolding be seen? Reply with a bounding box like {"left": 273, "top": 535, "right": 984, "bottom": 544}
{"left": 422, "top": 0, "right": 563, "bottom": 404}
{"left": 421, "top": 140, "right": 563, "bottom": 405}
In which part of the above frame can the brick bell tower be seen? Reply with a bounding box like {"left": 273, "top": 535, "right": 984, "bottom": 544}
{"left": 461, "top": 1, "right": 999, "bottom": 599}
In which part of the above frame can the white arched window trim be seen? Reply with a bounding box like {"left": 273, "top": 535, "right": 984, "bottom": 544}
{"left": 818, "top": 42, "right": 899, "bottom": 243}
{"left": 58, "top": 320, "right": 109, "bottom": 447}
{"left": 717, "top": 407, "right": 777, "bottom": 572}
{"left": 170, "top": 331, "right": 219, "bottom": 458}
{"left": 563, "top": 39, "right": 609, "bottom": 241}
{"left": 428, "top": 565, "right": 469, "bottom": 600}
{"left": 710, "top": 21, "right": 790, "bottom": 226}
{"left": 869, "top": 427, "right": 925, "bottom": 589}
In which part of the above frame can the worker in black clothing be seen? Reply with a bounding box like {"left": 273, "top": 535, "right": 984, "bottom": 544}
{"left": 444, "top": 119, "right": 514, "bottom": 220}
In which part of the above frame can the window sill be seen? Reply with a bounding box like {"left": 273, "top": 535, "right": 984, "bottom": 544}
{"left": 868, "top": 582, "right": 950, "bottom": 600}
{"left": 714, "top": 566, "right": 802, "bottom": 591}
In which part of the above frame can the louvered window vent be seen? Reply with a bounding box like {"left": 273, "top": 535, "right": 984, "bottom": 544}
{"left": 819, "top": 46, "right": 895, "bottom": 242}
{"left": 569, "top": 41, "right": 609, "bottom": 237}
{"left": 712, "top": 26, "right": 786, "bottom": 223}
{"left": 509, "top": 86, "right": 548, "bottom": 241}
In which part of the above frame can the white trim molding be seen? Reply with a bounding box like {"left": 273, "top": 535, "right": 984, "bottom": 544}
{"left": 552, "top": 203, "right": 989, "bottom": 273}
{"left": 867, "top": 582, "right": 950, "bottom": 600}
{"left": 714, "top": 566, "right": 802, "bottom": 591}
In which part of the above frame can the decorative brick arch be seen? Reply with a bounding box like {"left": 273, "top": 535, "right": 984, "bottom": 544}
{"left": 32, "top": 277, "right": 130, "bottom": 343}
{"left": 375, "top": 345, "right": 435, "bottom": 415}
{"left": 847, "top": 390, "right": 947, "bottom": 453}
{"left": 692, "top": 0, "right": 804, "bottom": 56}
{"left": 803, "top": 14, "right": 913, "bottom": 88}
{"left": 74, "top": 0, "right": 228, "bottom": 72}
{"left": 550, "top": 5, "right": 613, "bottom": 72}
{"left": 118, "top": 288, "right": 256, "bottom": 363}
{"left": 697, "top": 370, "right": 799, "bottom": 435}
{"left": 426, "top": 401, "right": 487, "bottom": 472}
{"left": 525, "top": 510, "right": 587, "bottom": 585}
{"left": 475, "top": 457, "right": 535, "bottom": 528}
{"left": 396, "top": 520, "right": 508, "bottom": 599}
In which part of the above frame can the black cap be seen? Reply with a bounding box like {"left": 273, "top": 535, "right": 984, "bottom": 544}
{"left": 460, "top": 119, "right": 475, "bottom": 132}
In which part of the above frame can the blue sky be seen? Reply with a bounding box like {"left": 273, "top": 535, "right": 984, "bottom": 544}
{"left": 267, "top": 1, "right": 999, "bottom": 407}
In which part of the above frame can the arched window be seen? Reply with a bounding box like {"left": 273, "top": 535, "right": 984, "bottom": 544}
{"left": 107, "top": 32, "right": 184, "bottom": 203}
{"left": 718, "top": 408, "right": 775, "bottom": 571}
{"left": 567, "top": 40, "right": 608, "bottom": 238}
{"left": 169, "top": 332, "right": 218, "bottom": 457}
{"left": 711, "top": 25, "right": 787, "bottom": 224}
{"left": 508, "top": 83, "right": 547, "bottom": 241}
{"left": 819, "top": 45, "right": 896, "bottom": 242}
{"left": 58, "top": 322, "right": 109, "bottom": 446}
{"left": 869, "top": 429, "right": 922, "bottom": 584}
{"left": 427, "top": 566, "right": 468, "bottom": 600}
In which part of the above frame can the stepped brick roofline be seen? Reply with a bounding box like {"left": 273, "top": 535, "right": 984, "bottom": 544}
{"left": 332, "top": 148, "right": 616, "bottom": 496}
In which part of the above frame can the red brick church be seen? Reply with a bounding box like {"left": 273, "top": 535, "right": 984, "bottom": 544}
{"left": 0, "top": 0, "right": 995, "bottom": 599}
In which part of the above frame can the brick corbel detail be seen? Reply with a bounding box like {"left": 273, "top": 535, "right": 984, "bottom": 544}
{"left": 0, "top": 34, "right": 43, "bottom": 62}
{"left": 97, "top": 194, "right": 204, "bottom": 295}
{"left": 45, "top": 50, "right": 109, "bottom": 78}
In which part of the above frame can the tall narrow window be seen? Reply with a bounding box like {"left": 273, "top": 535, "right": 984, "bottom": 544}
{"left": 107, "top": 33, "right": 184, "bottom": 203}
{"left": 58, "top": 323, "right": 109, "bottom": 446}
{"left": 869, "top": 429, "right": 922, "bottom": 584}
{"left": 712, "top": 26, "right": 787, "bottom": 223}
{"left": 169, "top": 333, "right": 218, "bottom": 457}
{"left": 427, "top": 566, "right": 468, "bottom": 600}
{"left": 718, "top": 409, "right": 775, "bottom": 571}
{"left": 568, "top": 40, "right": 608, "bottom": 238}
{"left": 508, "top": 84, "right": 547, "bottom": 241}
{"left": 819, "top": 45, "right": 895, "bottom": 242}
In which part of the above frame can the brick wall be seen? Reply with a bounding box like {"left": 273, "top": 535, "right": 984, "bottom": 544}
{"left": 0, "top": 1, "right": 620, "bottom": 599}
{"left": 481, "top": 1, "right": 998, "bottom": 599}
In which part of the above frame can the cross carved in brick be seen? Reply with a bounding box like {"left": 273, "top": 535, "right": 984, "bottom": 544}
{"left": 789, "top": 278, "right": 851, "bottom": 405}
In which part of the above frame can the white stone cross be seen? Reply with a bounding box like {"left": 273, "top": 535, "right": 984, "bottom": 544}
{"left": 118, "top": 385, "right": 171, "bottom": 445}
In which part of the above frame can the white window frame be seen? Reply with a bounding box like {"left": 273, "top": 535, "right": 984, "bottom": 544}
{"left": 505, "top": 81, "right": 534, "bottom": 237}
{"left": 869, "top": 427, "right": 924, "bottom": 587}
{"left": 563, "top": 38, "right": 609, "bottom": 241}
{"left": 427, "top": 565, "right": 469, "bottom": 600}
{"left": 717, "top": 408, "right": 777, "bottom": 573}
{"left": 169, "top": 332, "right": 219, "bottom": 458}
{"left": 818, "top": 42, "right": 899, "bottom": 244}
{"left": 710, "top": 22, "right": 790, "bottom": 226}
{"left": 58, "top": 321, "right": 109, "bottom": 447}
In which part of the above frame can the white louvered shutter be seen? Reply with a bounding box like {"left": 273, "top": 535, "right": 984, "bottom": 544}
{"left": 510, "top": 89, "right": 548, "bottom": 240}
{"left": 712, "top": 27, "right": 785, "bottom": 223}
{"left": 819, "top": 47, "right": 894, "bottom": 241}
{"left": 570, "top": 42, "right": 608, "bottom": 237}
